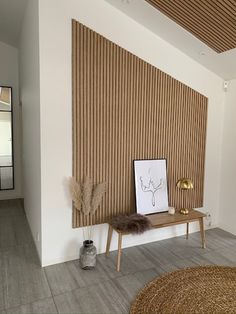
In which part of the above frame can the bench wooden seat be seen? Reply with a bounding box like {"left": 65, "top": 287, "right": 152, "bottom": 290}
{"left": 106, "top": 209, "right": 206, "bottom": 271}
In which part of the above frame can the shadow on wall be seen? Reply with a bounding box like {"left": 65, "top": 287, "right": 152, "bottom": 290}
{"left": 63, "top": 238, "right": 80, "bottom": 263}
{"left": 63, "top": 176, "right": 72, "bottom": 208}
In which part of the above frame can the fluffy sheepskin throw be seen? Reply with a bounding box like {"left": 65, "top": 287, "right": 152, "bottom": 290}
{"left": 110, "top": 213, "right": 151, "bottom": 234}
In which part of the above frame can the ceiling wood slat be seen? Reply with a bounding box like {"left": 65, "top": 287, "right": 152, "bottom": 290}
{"left": 155, "top": 0, "right": 229, "bottom": 51}
{"left": 145, "top": 0, "right": 236, "bottom": 53}
{"left": 173, "top": 0, "right": 234, "bottom": 51}
{"left": 211, "top": 1, "right": 236, "bottom": 23}
{"left": 165, "top": 1, "right": 229, "bottom": 51}
{"left": 181, "top": 0, "right": 236, "bottom": 40}
{"left": 149, "top": 0, "right": 228, "bottom": 52}
{"left": 191, "top": 1, "right": 236, "bottom": 39}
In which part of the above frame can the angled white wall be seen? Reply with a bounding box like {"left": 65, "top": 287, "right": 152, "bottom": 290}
{"left": 219, "top": 79, "right": 236, "bottom": 235}
{"left": 19, "top": 0, "right": 42, "bottom": 260}
{"left": 0, "top": 41, "right": 22, "bottom": 200}
{"left": 38, "top": 0, "right": 225, "bottom": 266}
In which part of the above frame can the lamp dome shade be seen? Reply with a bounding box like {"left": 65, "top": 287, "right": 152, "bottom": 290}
{"left": 176, "top": 178, "right": 194, "bottom": 190}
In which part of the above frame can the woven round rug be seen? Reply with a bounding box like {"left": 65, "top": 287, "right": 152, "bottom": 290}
{"left": 130, "top": 266, "right": 236, "bottom": 314}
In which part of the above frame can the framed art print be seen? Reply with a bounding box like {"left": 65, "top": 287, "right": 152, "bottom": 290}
{"left": 134, "top": 159, "right": 169, "bottom": 215}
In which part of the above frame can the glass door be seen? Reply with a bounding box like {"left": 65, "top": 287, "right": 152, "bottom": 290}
{"left": 0, "top": 86, "right": 14, "bottom": 190}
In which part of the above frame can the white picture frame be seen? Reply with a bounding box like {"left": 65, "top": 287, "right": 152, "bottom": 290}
{"left": 134, "top": 159, "right": 169, "bottom": 215}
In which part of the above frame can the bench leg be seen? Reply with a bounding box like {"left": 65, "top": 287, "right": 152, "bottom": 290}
{"left": 106, "top": 225, "right": 113, "bottom": 256}
{"left": 199, "top": 217, "right": 206, "bottom": 248}
{"left": 117, "top": 233, "right": 123, "bottom": 272}
{"left": 186, "top": 222, "right": 189, "bottom": 239}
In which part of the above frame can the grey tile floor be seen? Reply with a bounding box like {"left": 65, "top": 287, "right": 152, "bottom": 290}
{"left": 0, "top": 199, "right": 236, "bottom": 313}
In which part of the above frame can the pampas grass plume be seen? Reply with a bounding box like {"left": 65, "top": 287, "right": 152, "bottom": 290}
{"left": 82, "top": 176, "right": 93, "bottom": 215}
{"left": 69, "top": 176, "right": 106, "bottom": 216}
{"left": 69, "top": 177, "right": 82, "bottom": 211}
{"left": 91, "top": 182, "right": 106, "bottom": 214}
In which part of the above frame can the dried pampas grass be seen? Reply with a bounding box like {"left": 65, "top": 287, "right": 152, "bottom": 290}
{"left": 91, "top": 182, "right": 106, "bottom": 214}
{"left": 69, "top": 176, "right": 106, "bottom": 216}
{"left": 69, "top": 176, "right": 106, "bottom": 240}
{"left": 69, "top": 177, "right": 82, "bottom": 211}
{"left": 82, "top": 176, "right": 93, "bottom": 215}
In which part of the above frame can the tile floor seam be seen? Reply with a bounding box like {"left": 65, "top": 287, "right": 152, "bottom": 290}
{"left": 164, "top": 248, "right": 226, "bottom": 265}
{"left": 45, "top": 264, "right": 161, "bottom": 299}
{"left": 160, "top": 240, "right": 236, "bottom": 262}
{"left": 46, "top": 275, "right": 115, "bottom": 298}
{"left": 3, "top": 294, "right": 55, "bottom": 311}
{"left": 110, "top": 243, "right": 218, "bottom": 270}
{"left": 137, "top": 244, "right": 235, "bottom": 271}
{"left": 43, "top": 269, "right": 59, "bottom": 314}
{"left": 0, "top": 245, "right": 53, "bottom": 310}
{"left": 3, "top": 296, "right": 57, "bottom": 312}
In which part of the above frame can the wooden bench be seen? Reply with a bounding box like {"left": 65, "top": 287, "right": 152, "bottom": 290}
{"left": 106, "top": 210, "right": 206, "bottom": 271}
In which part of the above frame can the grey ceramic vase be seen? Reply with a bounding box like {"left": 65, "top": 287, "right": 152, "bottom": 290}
{"left": 80, "top": 240, "right": 97, "bottom": 269}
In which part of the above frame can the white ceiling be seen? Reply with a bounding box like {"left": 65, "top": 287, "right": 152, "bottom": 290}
{"left": 105, "top": 0, "right": 236, "bottom": 80}
{"left": 0, "top": 0, "right": 235, "bottom": 79}
{"left": 0, "top": 0, "right": 28, "bottom": 47}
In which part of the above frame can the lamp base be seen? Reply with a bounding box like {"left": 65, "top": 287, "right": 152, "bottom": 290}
{"left": 179, "top": 208, "right": 189, "bottom": 215}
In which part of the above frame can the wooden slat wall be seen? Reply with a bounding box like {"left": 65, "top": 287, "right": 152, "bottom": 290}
{"left": 72, "top": 20, "right": 208, "bottom": 228}
{"left": 145, "top": 0, "right": 236, "bottom": 53}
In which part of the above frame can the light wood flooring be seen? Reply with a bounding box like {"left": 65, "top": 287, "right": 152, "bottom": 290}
{"left": 0, "top": 199, "right": 236, "bottom": 313}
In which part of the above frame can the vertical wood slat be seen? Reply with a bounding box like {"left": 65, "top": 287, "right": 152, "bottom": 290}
{"left": 72, "top": 20, "right": 77, "bottom": 228}
{"left": 72, "top": 20, "right": 208, "bottom": 228}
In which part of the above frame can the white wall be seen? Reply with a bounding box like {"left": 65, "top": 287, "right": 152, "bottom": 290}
{"left": 38, "top": 0, "right": 225, "bottom": 266}
{"left": 219, "top": 79, "right": 236, "bottom": 235}
{"left": 19, "top": 0, "right": 42, "bottom": 260}
{"left": 0, "top": 41, "right": 22, "bottom": 200}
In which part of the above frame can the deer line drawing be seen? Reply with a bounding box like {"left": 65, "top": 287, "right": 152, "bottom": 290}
{"left": 140, "top": 176, "right": 164, "bottom": 207}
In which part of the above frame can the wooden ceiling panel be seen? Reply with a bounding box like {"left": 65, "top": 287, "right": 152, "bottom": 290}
{"left": 145, "top": 0, "right": 236, "bottom": 53}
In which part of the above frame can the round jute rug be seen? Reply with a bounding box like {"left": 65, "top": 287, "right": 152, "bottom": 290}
{"left": 130, "top": 266, "right": 236, "bottom": 314}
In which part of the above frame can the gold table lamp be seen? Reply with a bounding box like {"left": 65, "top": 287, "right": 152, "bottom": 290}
{"left": 176, "top": 178, "right": 194, "bottom": 215}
